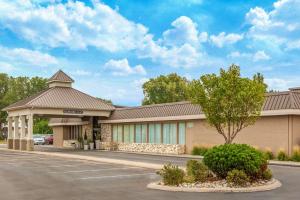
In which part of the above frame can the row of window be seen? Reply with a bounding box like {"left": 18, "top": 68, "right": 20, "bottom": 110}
{"left": 112, "top": 122, "right": 186, "bottom": 145}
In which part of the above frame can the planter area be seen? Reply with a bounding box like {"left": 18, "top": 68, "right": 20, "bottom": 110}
{"left": 148, "top": 179, "right": 281, "bottom": 193}
{"left": 152, "top": 144, "right": 282, "bottom": 193}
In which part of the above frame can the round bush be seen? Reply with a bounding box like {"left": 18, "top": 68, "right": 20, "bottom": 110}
{"left": 262, "top": 169, "right": 273, "bottom": 180}
{"left": 157, "top": 163, "right": 185, "bottom": 186}
{"left": 277, "top": 151, "right": 289, "bottom": 161}
{"left": 203, "top": 144, "right": 267, "bottom": 179}
{"left": 186, "top": 160, "right": 210, "bottom": 182}
{"left": 226, "top": 169, "right": 250, "bottom": 187}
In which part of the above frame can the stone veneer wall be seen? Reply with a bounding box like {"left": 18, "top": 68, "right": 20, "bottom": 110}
{"left": 101, "top": 124, "right": 111, "bottom": 142}
{"left": 117, "top": 143, "right": 185, "bottom": 154}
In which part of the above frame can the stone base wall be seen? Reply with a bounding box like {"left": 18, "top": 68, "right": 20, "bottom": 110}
{"left": 20, "top": 139, "right": 27, "bottom": 150}
{"left": 13, "top": 139, "right": 20, "bottom": 150}
{"left": 117, "top": 143, "right": 185, "bottom": 154}
{"left": 7, "top": 139, "right": 13, "bottom": 149}
{"left": 101, "top": 124, "right": 111, "bottom": 142}
{"left": 63, "top": 140, "right": 79, "bottom": 148}
{"left": 26, "top": 140, "right": 34, "bottom": 151}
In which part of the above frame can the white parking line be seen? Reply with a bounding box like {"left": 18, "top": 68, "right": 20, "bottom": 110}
{"left": 48, "top": 166, "right": 141, "bottom": 174}
{"left": 79, "top": 172, "right": 156, "bottom": 180}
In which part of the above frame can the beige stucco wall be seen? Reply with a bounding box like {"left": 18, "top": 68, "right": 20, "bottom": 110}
{"left": 292, "top": 116, "right": 300, "bottom": 149}
{"left": 186, "top": 115, "right": 292, "bottom": 154}
{"left": 53, "top": 126, "right": 64, "bottom": 148}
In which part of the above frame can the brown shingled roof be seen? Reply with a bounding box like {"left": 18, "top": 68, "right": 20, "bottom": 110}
{"left": 3, "top": 87, "right": 115, "bottom": 111}
{"left": 48, "top": 70, "right": 74, "bottom": 83}
{"left": 107, "top": 90, "right": 300, "bottom": 121}
{"left": 108, "top": 101, "right": 202, "bottom": 120}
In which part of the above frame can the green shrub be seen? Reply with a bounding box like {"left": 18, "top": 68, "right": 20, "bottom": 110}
{"left": 183, "top": 175, "right": 195, "bottom": 183}
{"left": 191, "top": 146, "right": 209, "bottom": 156}
{"left": 157, "top": 163, "right": 185, "bottom": 186}
{"left": 291, "top": 150, "right": 300, "bottom": 162}
{"left": 264, "top": 150, "right": 275, "bottom": 160}
{"left": 226, "top": 169, "right": 250, "bottom": 187}
{"left": 277, "top": 150, "right": 289, "bottom": 161}
{"left": 186, "top": 160, "right": 209, "bottom": 182}
{"left": 203, "top": 144, "right": 267, "bottom": 179}
{"left": 262, "top": 169, "right": 273, "bottom": 180}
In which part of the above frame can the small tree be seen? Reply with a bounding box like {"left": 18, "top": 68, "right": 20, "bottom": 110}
{"left": 189, "top": 64, "right": 266, "bottom": 144}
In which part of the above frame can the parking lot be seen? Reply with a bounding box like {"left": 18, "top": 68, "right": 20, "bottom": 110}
{"left": 1, "top": 150, "right": 300, "bottom": 200}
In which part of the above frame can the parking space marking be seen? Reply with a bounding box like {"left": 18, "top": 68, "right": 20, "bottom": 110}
{"left": 47, "top": 166, "right": 141, "bottom": 174}
{"left": 78, "top": 172, "right": 156, "bottom": 180}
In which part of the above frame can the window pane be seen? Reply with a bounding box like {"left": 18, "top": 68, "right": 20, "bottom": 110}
{"left": 178, "top": 122, "right": 186, "bottom": 145}
{"left": 155, "top": 124, "right": 161, "bottom": 144}
{"left": 149, "top": 124, "right": 155, "bottom": 143}
{"left": 170, "top": 123, "right": 177, "bottom": 144}
{"left": 117, "top": 125, "right": 123, "bottom": 142}
{"left": 135, "top": 124, "right": 141, "bottom": 143}
{"left": 124, "top": 125, "right": 130, "bottom": 143}
{"left": 113, "top": 125, "right": 118, "bottom": 142}
{"left": 141, "top": 124, "right": 147, "bottom": 143}
{"left": 163, "top": 124, "right": 170, "bottom": 144}
{"left": 129, "top": 125, "right": 135, "bottom": 143}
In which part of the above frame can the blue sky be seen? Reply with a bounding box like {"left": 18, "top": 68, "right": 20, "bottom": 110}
{"left": 0, "top": 0, "right": 300, "bottom": 106}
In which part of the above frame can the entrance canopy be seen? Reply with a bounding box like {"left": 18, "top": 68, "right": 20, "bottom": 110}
{"left": 2, "top": 70, "right": 115, "bottom": 151}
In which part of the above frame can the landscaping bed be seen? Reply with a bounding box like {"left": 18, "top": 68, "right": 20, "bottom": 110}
{"left": 150, "top": 144, "right": 282, "bottom": 193}
{"left": 148, "top": 179, "right": 281, "bottom": 193}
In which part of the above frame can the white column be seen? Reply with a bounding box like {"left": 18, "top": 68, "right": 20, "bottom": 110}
{"left": 7, "top": 117, "right": 13, "bottom": 149}
{"left": 13, "top": 116, "right": 19, "bottom": 150}
{"left": 20, "top": 115, "right": 26, "bottom": 150}
{"left": 27, "top": 114, "right": 34, "bottom": 151}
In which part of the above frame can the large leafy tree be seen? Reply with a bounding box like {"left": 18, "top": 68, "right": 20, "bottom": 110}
{"left": 142, "top": 73, "right": 190, "bottom": 105}
{"left": 189, "top": 64, "right": 267, "bottom": 144}
{"left": 33, "top": 118, "right": 53, "bottom": 135}
{"left": 0, "top": 74, "right": 48, "bottom": 135}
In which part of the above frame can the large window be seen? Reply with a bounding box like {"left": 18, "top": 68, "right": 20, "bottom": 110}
{"left": 113, "top": 125, "right": 123, "bottom": 142}
{"left": 124, "top": 124, "right": 134, "bottom": 143}
{"left": 163, "top": 123, "right": 177, "bottom": 144}
{"left": 112, "top": 122, "right": 186, "bottom": 145}
{"left": 149, "top": 123, "right": 161, "bottom": 143}
{"left": 178, "top": 122, "right": 186, "bottom": 145}
{"left": 135, "top": 124, "right": 147, "bottom": 143}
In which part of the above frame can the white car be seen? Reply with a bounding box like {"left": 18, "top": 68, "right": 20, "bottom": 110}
{"left": 33, "top": 135, "right": 45, "bottom": 145}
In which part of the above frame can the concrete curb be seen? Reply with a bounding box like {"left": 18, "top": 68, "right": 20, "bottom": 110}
{"left": 269, "top": 160, "right": 300, "bottom": 167}
{"left": 147, "top": 179, "right": 282, "bottom": 193}
{"left": 0, "top": 148, "right": 163, "bottom": 170}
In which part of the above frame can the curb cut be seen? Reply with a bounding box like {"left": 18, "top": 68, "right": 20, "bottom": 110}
{"left": 147, "top": 179, "right": 282, "bottom": 193}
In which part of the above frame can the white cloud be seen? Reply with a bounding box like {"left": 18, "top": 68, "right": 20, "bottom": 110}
{"left": 228, "top": 50, "right": 271, "bottom": 62}
{"left": 71, "top": 69, "right": 92, "bottom": 76}
{"left": 253, "top": 51, "right": 270, "bottom": 61}
{"left": 0, "top": 0, "right": 148, "bottom": 52}
{"left": 0, "top": 46, "right": 58, "bottom": 69}
{"left": 210, "top": 32, "right": 243, "bottom": 48}
{"left": 104, "top": 58, "right": 146, "bottom": 76}
{"left": 162, "top": 16, "right": 199, "bottom": 47}
{"left": 245, "top": 0, "right": 300, "bottom": 50}
{"left": 265, "top": 78, "right": 297, "bottom": 91}
{"left": 0, "top": 62, "right": 16, "bottom": 73}
{"left": 227, "top": 51, "right": 251, "bottom": 58}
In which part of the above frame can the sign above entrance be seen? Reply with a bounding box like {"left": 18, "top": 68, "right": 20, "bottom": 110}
{"left": 63, "top": 109, "right": 84, "bottom": 114}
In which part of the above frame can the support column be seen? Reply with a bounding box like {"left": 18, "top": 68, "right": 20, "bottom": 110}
{"left": 20, "top": 115, "right": 27, "bottom": 151}
{"left": 26, "top": 114, "right": 34, "bottom": 151}
{"left": 13, "top": 116, "right": 20, "bottom": 150}
{"left": 7, "top": 117, "right": 13, "bottom": 149}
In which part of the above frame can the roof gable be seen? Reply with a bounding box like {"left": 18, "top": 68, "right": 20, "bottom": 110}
{"left": 48, "top": 70, "right": 74, "bottom": 83}
{"left": 3, "top": 87, "right": 115, "bottom": 111}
